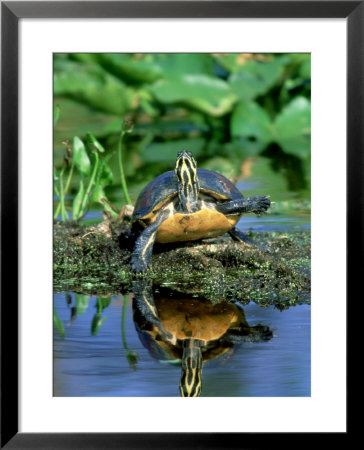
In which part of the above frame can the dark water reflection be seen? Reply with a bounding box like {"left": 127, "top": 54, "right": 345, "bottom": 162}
{"left": 53, "top": 291, "right": 310, "bottom": 397}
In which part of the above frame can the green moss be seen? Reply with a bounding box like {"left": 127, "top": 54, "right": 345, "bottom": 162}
{"left": 54, "top": 220, "right": 310, "bottom": 308}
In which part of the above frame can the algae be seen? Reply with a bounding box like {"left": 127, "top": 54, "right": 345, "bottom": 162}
{"left": 53, "top": 219, "right": 310, "bottom": 308}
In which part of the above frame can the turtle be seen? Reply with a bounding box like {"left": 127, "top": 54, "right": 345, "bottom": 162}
{"left": 130, "top": 150, "right": 270, "bottom": 272}
{"left": 132, "top": 280, "right": 273, "bottom": 397}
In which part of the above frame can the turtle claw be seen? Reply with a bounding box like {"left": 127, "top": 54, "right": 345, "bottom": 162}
{"left": 216, "top": 195, "right": 271, "bottom": 215}
{"left": 253, "top": 196, "right": 271, "bottom": 213}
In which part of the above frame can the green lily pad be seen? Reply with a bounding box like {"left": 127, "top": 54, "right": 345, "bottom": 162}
{"left": 274, "top": 96, "right": 311, "bottom": 157}
{"left": 54, "top": 59, "right": 136, "bottom": 115}
{"left": 231, "top": 101, "right": 273, "bottom": 143}
{"left": 97, "top": 53, "right": 164, "bottom": 84}
{"left": 229, "top": 57, "right": 287, "bottom": 100}
{"left": 156, "top": 53, "right": 214, "bottom": 77}
{"left": 149, "top": 74, "right": 236, "bottom": 116}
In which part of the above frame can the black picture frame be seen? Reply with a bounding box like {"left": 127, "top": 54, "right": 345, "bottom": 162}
{"left": 1, "top": 1, "right": 358, "bottom": 448}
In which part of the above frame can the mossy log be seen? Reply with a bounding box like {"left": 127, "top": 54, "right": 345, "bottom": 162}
{"left": 54, "top": 219, "right": 310, "bottom": 309}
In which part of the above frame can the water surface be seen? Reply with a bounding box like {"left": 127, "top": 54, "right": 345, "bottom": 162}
{"left": 54, "top": 294, "right": 310, "bottom": 397}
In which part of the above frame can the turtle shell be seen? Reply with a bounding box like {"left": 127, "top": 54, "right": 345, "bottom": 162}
{"left": 156, "top": 298, "right": 245, "bottom": 343}
{"left": 133, "top": 298, "right": 245, "bottom": 363}
{"left": 132, "top": 168, "right": 243, "bottom": 221}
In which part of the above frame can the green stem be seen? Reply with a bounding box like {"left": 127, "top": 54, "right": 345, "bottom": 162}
{"left": 54, "top": 204, "right": 60, "bottom": 220}
{"left": 54, "top": 161, "right": 74, "bottom": 220}
{"left": 53, "top": 305, "right": 65, "bottom": 339}
{"left": 121, "top": 294, "right": 128, "bottom": 351}
{"left": 59, "top": 168, "right": 68, "bottom": 222}
{"left": 117, "top": 130, "right": 131, "bottom": 204}
{"left": 64, "top": 160, "right": 75, "bottom": 197}
{"left": 79, "top": 152, "right": 100, "bottom": 219}
{"left": 121, "top": 294, "right": 139, "bottom": 369}
{"left": 53, "top": 180, "right": 60, "bottom": 220}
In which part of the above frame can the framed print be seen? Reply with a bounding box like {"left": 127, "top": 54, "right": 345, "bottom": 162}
{"left": 1, "top": 1, "right": 359, "bottom": 448}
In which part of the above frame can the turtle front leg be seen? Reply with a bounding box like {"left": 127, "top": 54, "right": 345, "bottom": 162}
{"left": 132, "top": 280, "right": 174, "bottom": 342}
{"left": 216, "top": 196, "right": 270, "bottom": 215}
{"left": 130, "top": 209, "right": 169, "bottom": 273}
{"left": 224, "top": 324, "right": 273, "bottom": 344}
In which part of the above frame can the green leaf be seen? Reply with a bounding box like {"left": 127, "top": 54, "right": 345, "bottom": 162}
{"left": 231, "top": 101, "right": 273, "bottom": 143}
{"left": 141, "top": 137, "right": 206, "bottom": 164}
{"left": 99, "top": 197, "right": 118, "bottom": 217}
{"left": 54, "top": 104, "right": 60, "bottom": 126}
{"left": 229, "top": 57, "right": 287, "bottom": 100}
{"left": 53, "top": 307, "right": 65, "bottom": 339}
{"left": 91, "top": 184, "right": 106, "bottom": 203}
{"left": 69, "top": 53, "right": 102, "bottom": 65}
{"left": 75, "top": 294, "right": 90, "bottom": 316}
{"left": 53, "top": 167, "right": 59, "bottom": 183}
{"left": 86, "top": 133, "right": 105, "bottom": 153}
{"left": 213, "top": 54, "right": 246, "bottom": 73}
{"left": 91, "top": 297, "right": 110, "bottom": 335}
{"left": 90, "top": 159, "right": 113, "bottom": 202}
{"left": 53, "top": 97, "right": 122, "bottom": 155}
{"left": 149, "top": 75, "right": 236, "bottom": 116}
{"left": 230, "top": 137, "right": 267, "bottom": 159}
{"left": 97, "top": 53, "right": 164, "bottom": 84}
{"left": 200, "top": 156, "right": 237, "bottom": 179}
{"left": 139, "top": 97, "right": 158, "bottom": 117}
{"left": 98, "top": 297, "right": 111, "bottom": 309}
{"left": 99, "top": 162, "right": 113, "bottom": 187}
{"left": 73, "top": 136, "right": 91, "bottom": 177}
{"left": 274, "top": 96, "right": 311, "bottom": 157}
{"left": 54, "top": 59, "right": 136, "bottom": 115}
{"left": 299, "top": 58, "right": 311, "bottom": 79}
{"left": 156, "top": 53, "right": 214, "bottom": 77}
{"left": 91, "top": 314, "right": 107, "bottom": 336}
{"left": 72, "top": 179, "right": 85, "bottom": 219}
{"left": 96, "top": 54, "right": 214, "bottom": 85}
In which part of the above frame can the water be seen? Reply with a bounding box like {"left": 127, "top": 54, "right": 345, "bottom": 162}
{"left": 240, "top": 215, "right": 310, "bottom": 232}
{"left": 53, "top": 293, "right": 310, "bottom": 397}
{"left": 54, "top": 204, "right": 311, "bottom": 397}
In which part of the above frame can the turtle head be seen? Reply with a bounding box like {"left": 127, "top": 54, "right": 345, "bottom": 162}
{"left": 175, "top": 151, "right": 199, "bottom": 213}
{"left": 179, "top": 339, "right": 203, "bottom": 397}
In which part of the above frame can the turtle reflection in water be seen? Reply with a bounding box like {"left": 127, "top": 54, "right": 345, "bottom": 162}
{"left": 132, "top": 281, "right": 273, "bottom": 397}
